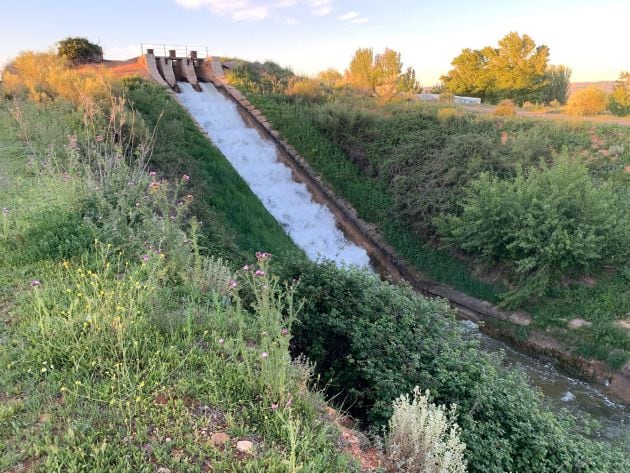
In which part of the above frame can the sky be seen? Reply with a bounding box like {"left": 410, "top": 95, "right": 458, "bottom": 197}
{"left": 1, "top": 0, "right": 628, "bottom": 85}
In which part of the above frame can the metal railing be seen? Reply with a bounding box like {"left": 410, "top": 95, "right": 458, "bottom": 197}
{"left": 140, "top": 43, "right": 209, "bottom": 59}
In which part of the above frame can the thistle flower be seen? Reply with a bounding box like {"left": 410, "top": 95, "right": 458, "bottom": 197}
{"left": 149, "top": 171, "right": 157, "bottom": 177}
{"left": 256, "top": 251, "right": 272, "bottom": 261}
{"left": 218, "top": 338, "right": 225, "bottom": 345}
{"left": 182, "top": 174, "right": 190, "bottom": 182}
{"left": 228, "top": 279, "right": 238, "bottom": 289}
{"left": 242, "top": 265, "right": 250, "bottom": 272}
{"left": 280, "top": 328, "right": 289, "bottom": 336}
{"left": 260, "top": 352, "right": 268, "bottom": 359}
{"left": 149, "top": 181, "right": 160, "bottom": 191}
{"left": 271, "top": 403, "right": 278, "bottom": 411}
{"left": 30, "top": 280, "right": 41, "bottom": 287}
{"left": 255, "top": 269, "right": 266, "bottom": 277}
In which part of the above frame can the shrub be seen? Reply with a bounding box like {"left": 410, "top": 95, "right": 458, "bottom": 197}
{"left": 438, "top": 92, "right": 454, "bottom": 103}
{"left": 283, "top": 259, "right": 625, "bottom": 472}
{"left": 608, "top": 71, "right": 630, "bottom": 117}
{"left": 286, "top": 78, "right": 325, "bottom": 101}
{"left": 567, "top": 87, "right": 608, "bottom": 115}
{"left": 493, "top": 99, "right": 516, "bottom": 116}
{"left": 385, "top": 387, "right": 466, "bottom": 473}
{"left": 437, "top": 158, "right": 629, "bottom": 301}
{"left": 436, "top": 107, "right": 459, "bottom": 122}
{"left": 57, "top": 36, "right": 102, "bottom": 64}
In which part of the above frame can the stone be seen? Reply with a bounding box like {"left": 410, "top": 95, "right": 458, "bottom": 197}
{"left": 157, "top": 468, "right": 172, "bottom": 473}
{"left": 615, "top": 319, "right": 630, "bottom": 332}
{"left": 568, "top": 318, "right": 592, "bottom": 329}
{"left": 210, "top": 432, "right": 231, "bottom": 446}
{"left": 236, "top": 440, "right": 254, "bottom": 454}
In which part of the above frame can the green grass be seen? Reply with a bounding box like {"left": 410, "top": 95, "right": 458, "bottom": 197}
{"left": 0, "top": 95, "right": 356, "bottom": 472}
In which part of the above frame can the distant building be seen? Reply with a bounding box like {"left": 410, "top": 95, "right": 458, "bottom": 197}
{"left": 416, "top": 93, "right": 481, "bottom": 105}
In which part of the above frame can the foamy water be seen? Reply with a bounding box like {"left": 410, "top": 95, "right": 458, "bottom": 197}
{"left": 177, "top": 82, "right": 371, "bottom": 268}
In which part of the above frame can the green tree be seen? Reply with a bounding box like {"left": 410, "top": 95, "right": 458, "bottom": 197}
{"left": 542, "top": 65, "right": 572, "bottom": 104}
{"left": 56, "top": 37, "right": 102, "bottom": 64}
{"left": 347, "top": 47, "right": 375, "bottom": 89}
{"left": 442, "top": 32, "right": 551, "bottom": 104}
{"left": 316, "top": 68, "right": 343, "bottom": 87}
{"left": 346, "top": 47, "right": 420, "bottom": 95}
{"left": 608, "top": 71, "right": 630, "bottom": 116}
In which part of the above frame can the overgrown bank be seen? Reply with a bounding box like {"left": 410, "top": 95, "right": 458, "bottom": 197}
{"left": 225, "top": 60, "right": 630, "bottom": 371}
{"left": 1, "top": 53, "right": 628, "bottom": 472}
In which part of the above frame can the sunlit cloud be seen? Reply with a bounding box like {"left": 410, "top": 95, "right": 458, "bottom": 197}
{"left": 175, "top": 0, "right": 337, "bottom": 21}
{"left": 337, "top": 11, "right": 359, "bottom": 21}
{"left": 351, "top": 17, "right": 370, "bottom": 24}
{"left": 285, "top": 16, "right": 300, "bottom": 25}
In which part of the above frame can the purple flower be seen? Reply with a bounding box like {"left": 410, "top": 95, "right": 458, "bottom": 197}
{"left": 255, "top": 269, "right": 266, "bottom": 277}
{"left": 228, "top": 279, "right": 238, "bottom": 289}
{"left": 280, "top": 328, "right": 289, "bottom": 336}
{"left": 256, "top": 251, "right": 271, "bottom": 261}
{"left": 30, "top": 280, "right": 41, "bottom": 287}
{"left": 270, "top": 403, "right": 278, "bottom": 411}
{"left": 242, "top": 265, "right": 250, "bottom": 272}
{"left": 260, "top": 352, "right": 268, "bottom": 359}
{"left": 149, "top": 171, "right": 157, "bottom": 177}
{"left": 182, "top": 174, "right": 190, "bottom": 182}
{"left": 142, "top": 254, "right": 149, "bottom": 262}
{"left": 286, "top": 397, "right": 292, "bottom": 407}
{"left": 218, "top": 338, "right": 225, "bottom": 345}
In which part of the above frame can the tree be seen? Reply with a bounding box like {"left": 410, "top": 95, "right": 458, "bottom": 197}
{"left": 57, "top": 37, "right": 102, "bottom": 64}
{"left": 316, "top": 68, "right": 343, "bottom": 87}
{"left": 566, "top": 87, "right": 608, "bottom": 115}
{"left": 542, "top": 65, "right": 571, "bottom": 104}
{"left": 346, "top": 47, "right": 420, "bottom": 97}
{"left": 347, "top": 48, "right": 375, "bottom": 89}
{"left": 608, "top": 71, "right": 630, "bottom": 116}
{"left": 442, "top": 32, "right": 551, "bottom": 104}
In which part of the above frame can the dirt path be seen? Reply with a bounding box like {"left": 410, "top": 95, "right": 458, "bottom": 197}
{"left": 461, "top": 104, "right": 630, "bottom": 126}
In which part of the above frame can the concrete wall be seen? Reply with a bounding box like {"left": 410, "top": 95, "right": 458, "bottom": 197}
{"left": 143, "top": 54, "right": 169, "bottom": 88}
{"left": 156, "top": 57, "right": 177, "bottom": 88}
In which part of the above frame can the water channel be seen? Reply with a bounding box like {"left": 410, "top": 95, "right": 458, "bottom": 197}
{"left": 177, "top": 81, "right": 628, "bottom": 443}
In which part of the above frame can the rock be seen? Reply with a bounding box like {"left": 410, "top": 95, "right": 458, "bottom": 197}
{"left": 236, "top": 440, "right": 254, "bottom": 454}
{"left": 157, "top": 468, "right": 171, "bottom": 473}
{"left": 210, "top": 432, "right": 230, "bottom": 446}
{"left": 615, "top": 319, "right": 630, "bottom": 333}
{"left": 568, "top": 318, "right": 592, "bottom": 329}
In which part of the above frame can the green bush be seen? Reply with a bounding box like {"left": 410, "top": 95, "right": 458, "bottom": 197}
{"left": 56, "top": 36, "right": 102, "bottom": 64}
{"left": 437, "top": 158, "right": 629, "bottom": 301}
{"left": 283, "top": 259, "right": 625, "bottom": 472}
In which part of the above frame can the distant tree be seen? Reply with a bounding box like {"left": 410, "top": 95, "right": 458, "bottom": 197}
{"left": 442, "top": 32, "right": 551, "bottom": 104}
{"left": 542, "top": 65, "right": 571, "bottom": 104}
{"left": 346, "top": 47, "right": 420, "bottom": 96}
{"left": 566, "top": 86, "right": 608, "bottom": 115}
{"left": 57, "top": 37, "right": 102, "bottom": 64}
{"left": 608, "top": 71, "right": 630, "bottom": 116}
{"left": 397, "top": 66, "right": 421, "bottom": 93}
{"left": 317, "top": 68, "right": 343, "bottom": 87}
{"left": 347, "top": 48, "right": 375, "bottom": 89}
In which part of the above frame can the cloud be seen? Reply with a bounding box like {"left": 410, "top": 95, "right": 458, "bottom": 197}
{"left": 174, "top": 0, "right": 337, "bottom": 21}
{"left": 337, "top": 11, "right": 359, "bottom": 21}
{"left": 285, "top": 17, "right": 300, "bottom": 25}
{"left": 309, "top": 0, "right": 334, "bottom": 16}
{"left": 351, "top": 17, "right": 370, "bottom": 23}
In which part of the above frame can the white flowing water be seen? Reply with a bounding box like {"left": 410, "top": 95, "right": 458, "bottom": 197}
{"left": 177, "top": 82, "right": 371, "bottom": 268}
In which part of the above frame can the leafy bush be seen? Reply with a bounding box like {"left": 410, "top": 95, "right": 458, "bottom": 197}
{"left": 567, "top": 87, "right": 608, "bottom": 115}
{"left": 493, "top": 99, "right": 516, "bottom": 116}
{"left": 283, "top": 259, "right": 626, "bottom": 472}
{"left": 286, "top": 78, "right": 325, "bottom": 101}
{"left": 608, "top": 71, "right": 630, "bottom": 117}
{"left": 437, "top": 158, "right": 629, "bottom": 301}
{"left": 385, "top": 387, "right": 466, "bottom": 473}
{"left": 56, "top": 36, "right": 102, "bottom": 64}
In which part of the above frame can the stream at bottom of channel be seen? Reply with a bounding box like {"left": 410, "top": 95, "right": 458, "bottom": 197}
{"left": 462, "top": 321, "right": 628, "bottom": 443}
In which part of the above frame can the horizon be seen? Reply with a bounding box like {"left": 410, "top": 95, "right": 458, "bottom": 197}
{"left": 1, "top": 0, "right": 628, "bottom": 85}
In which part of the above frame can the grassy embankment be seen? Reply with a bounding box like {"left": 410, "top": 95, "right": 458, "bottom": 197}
{"left": 0, "top": 79, "right": 356, "bottom": 471}
{"left": 230, "top": 69, "right": 630, "bottom": 369}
